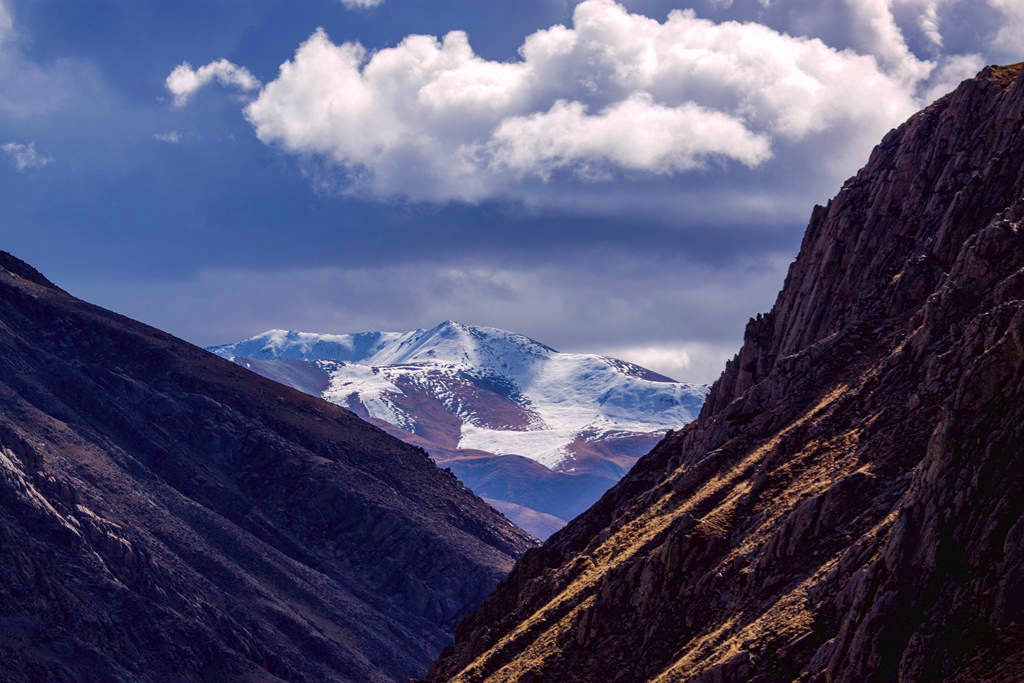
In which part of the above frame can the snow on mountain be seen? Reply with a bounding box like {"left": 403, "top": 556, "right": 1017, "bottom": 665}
{"left": 211, "top": 321, "right": 707, "bottom": 470}
{"left": 209, "top": 328, "right": 416, "bottom": 363}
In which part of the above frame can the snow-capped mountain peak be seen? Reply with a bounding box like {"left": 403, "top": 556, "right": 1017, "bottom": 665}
{"left": 210, "top": 322, "right": 558, "bottom": 372}
{"left": 210, "top": 321, "right": 708, "bottom": 538}
{"left": 208, "top": 328, "right": 416, "bottom": 363}
{"left": 210, "top": 322, "right": 707, "bottom": 470}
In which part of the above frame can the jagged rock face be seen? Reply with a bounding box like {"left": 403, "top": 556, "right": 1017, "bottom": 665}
{"left": 425, "top": 64, "right": 1024, "bottom": 683}
{"left": 0, "top": 253, "right": 535, "bottom": 682}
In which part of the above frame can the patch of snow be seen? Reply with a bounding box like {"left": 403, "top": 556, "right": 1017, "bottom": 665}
{"left": 459, "top": 423, "right": 576, "bottom": 469}
{"left": 318, "top": 361, "right": 416, "bottom": 431}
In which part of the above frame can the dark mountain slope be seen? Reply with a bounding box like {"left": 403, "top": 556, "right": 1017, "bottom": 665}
{"left": 426, "top": 63, "right": 1024, "bottom": 682}
{"left": 0, "top": 252, "right": 534, "bottom": 682}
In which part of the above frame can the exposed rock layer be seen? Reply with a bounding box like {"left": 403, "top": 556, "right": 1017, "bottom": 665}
{"left": 425, "top": 63, "right": 1024, "bottom": 683}
{"left": 0, "top": 254, "right": 535, "bottom": 682}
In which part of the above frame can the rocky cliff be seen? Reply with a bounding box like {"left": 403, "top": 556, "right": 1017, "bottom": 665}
{"left": 0, "top": 251, "right": 535, "bottom": 682}
{"left": 425, "top": 63, "right": 1024, "bottom": 682}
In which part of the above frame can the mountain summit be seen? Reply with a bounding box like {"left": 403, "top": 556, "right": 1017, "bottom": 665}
{"left": 425, "top": 64, "right": 1024, "bottom": 682}
{"left": 211, "top": 323, "right": 707, "bottom": 538}
{"left": 210, "top": 321, "right": 704, "bottom": 469}
{"left": 213, "top": 321, "right": 559, "bottom": 370}
{"left": 0, "top": 252, "right": 535, "bottom": 682}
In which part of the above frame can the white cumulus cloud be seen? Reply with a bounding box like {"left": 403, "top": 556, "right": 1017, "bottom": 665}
{"left": 484, "top": 94, "right": 773, "bottom": 181}
{"left": 988, "top": 0, "right": 1024, "bottom": 61}
{"left": 228, "top": 0, "right": 925, "bottom": 203}
{"left": 843, "top": 0, "right": 935, "bottom": 83}
{"left": 898, "top": 0, "right": 949, "bottom": 46}
{"left": 169, "top": 0, "right": 1015, "bottom": 209}
{"left": 2, "top": 142, "right": 52, "bottom": 171}
{"left": 166, "top": 59, "right": 261, "bottom": 107}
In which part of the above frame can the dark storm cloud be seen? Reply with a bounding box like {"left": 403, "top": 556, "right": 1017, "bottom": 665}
{"left": 71, "top": 247, "right": 791, "bottom": 382}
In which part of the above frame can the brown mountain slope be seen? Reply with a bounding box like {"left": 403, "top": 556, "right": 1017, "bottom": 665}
{"left": 0, "top": 251, "right": 535, "bottom": 682}
{"left": 425, "top": 63, "right": 1024, "bottom": 683}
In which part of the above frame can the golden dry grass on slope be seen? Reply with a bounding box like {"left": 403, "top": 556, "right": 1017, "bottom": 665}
{"left": 450, "top": 384, "right": 855, "bottom": 682}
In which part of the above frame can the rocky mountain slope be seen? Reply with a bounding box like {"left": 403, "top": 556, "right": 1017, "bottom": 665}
{"left": 210, "top": 323, "right": 706, "bottom": 538}
{"left": 0, "top": 252, "right": 534, "bottom": 682}
{"left": 425, "top": 63, "right": 1024, "bottom": 682}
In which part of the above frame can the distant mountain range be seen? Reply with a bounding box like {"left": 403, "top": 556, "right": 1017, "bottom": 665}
{"left": 210, "top": 321, "right": 707, "bottom": 537}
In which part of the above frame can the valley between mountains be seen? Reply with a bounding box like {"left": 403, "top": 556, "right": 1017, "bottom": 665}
{"left": 210, "top": 323, "right": 707, "bottom": 538}
{"left": 0, "top": 59, "right": 1022, "bottom": 683}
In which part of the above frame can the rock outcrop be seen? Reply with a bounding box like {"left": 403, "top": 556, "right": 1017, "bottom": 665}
{"left": 0, "top": 252, "right": 535, "bottom": 682}
{"left": 425, "top": 63, "right": 1024, "bottom": 682}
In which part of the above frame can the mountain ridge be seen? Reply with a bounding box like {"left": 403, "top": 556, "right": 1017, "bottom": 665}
{"left": 0, "top": 251, "right": 535, "bottom": 682}
{"left": 424, "top": 63, "right": 1024, "bottom": 683}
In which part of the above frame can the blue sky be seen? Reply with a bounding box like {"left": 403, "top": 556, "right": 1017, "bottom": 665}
{"left": 1, "top": 0, "right": 1019, "bottom": 381}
